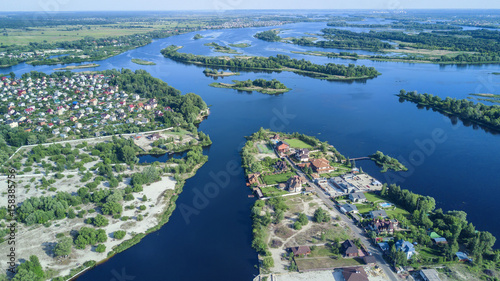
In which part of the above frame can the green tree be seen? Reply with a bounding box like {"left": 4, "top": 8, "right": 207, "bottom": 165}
{"left": 297, "top": 213, "right": 309, "bottom": 225}
{"left": 95, "top": 244, "right": 106, "bottom": 253}
{"left": 313, "top": 208, "right": 330, "bottom": 223}
{"left": 92, "top": 214, "right": 109, "bottom": 227}
{"left": 262, "top": 257, "right": 274, "bottom": 269}
{"left": 54, "top": 237, "right": 73, "bottom": 257}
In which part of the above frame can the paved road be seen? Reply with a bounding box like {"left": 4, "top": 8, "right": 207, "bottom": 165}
{"left": 282, "top": 155, "right": 399, "bottom": 281}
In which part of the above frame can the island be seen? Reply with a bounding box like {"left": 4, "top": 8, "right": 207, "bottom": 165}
{"left": 398, "top": 90, "right": 500, "bottom": 132}
{"left": 0, "top": 69, "right": 211, "bottom": 281}
{"left": 228, "top": 43, "right": 251, "bottom": 48}
{"left": 161, "top": 45, "right": 381, "bottom": 81}
{"left": 193, "top": 34, "right": 204, "bottom": 40}
{"left": 202, "top": 68, "right": 240, "bottom": 77}
{"left": 369, "top": 151, "right": 408, "bottom": 172}
{"left": 243, "top": 128, "right": 498, "bottom": 281}
{"left": 204, "top": 42, "right": 241, "bottom": 54}
{"left": 209, "top": 78, "right": 291, "bottom": 95}
{"left": 53, "top": 63, "right": 100, "bottom": 70}
{"left": 255, "top": 26, "right": 500, "bottom": 64}
{"left": 131, "top": 58, "right": 156, "bottom": 65}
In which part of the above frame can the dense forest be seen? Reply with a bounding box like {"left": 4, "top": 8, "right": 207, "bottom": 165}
{"left": 161, "top": 45, "right": 380, "bottom": 79}
{"left": 326, "top": 21, "right": 463, "bottom": 30}
{"left": 233, "top": 78, "right": 287, "bottom": 90}
{"left": 398, "top": 90, "right": 500, "bottom": 131}
{"left": 253, "top": 30, "right": 282, "bottom": 42}
{"left": 380, "top": 184, "right": 498, "bottom": 265}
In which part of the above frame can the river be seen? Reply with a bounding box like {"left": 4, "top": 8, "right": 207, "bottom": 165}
{"left": 4, "top": 20, "right": 500, "bottom": 281}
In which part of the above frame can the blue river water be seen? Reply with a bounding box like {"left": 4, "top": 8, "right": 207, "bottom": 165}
{"left": 4, "top": 21, "right": 500, "bottom": 281}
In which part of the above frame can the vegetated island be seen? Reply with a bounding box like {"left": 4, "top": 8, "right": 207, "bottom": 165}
{"left": 369, "top": 151, "right": 408, "bottom": 172}
{"left": 193, "top": 34, "right": 204, "bottom": 40}
{"left": 243, "top": 128, "right": 498, "bottom": 279}
{"left": 203, "top": 68, "right": 240, "bottom": 77}
{"left": 204, "top": 42, "right": 241, "bottom": 54}
{"left": 228, "top": 43, "right": 251, "bottom": 48}
{"left": 398, "top": 89, "right": 500, "bottom": 132}
{"left": 210, "top": 78, "right": 291, "bottom": 95}
{"left": 469, "top": 93, "right": 500, "bottom": 104}
{"left": 53, "top": 63, "right": 99, "bottom": 70}
{"left": 256, "top": 28, "right": 500, "bottom": 64}
{"left": 131, "top": 58, "right": 156, "bottom": 65}
{"left": 160, "top": 45, "right": 381, "bottom": 81}
{"left": 0, "top": 69, "right": 212, "bottom": 281}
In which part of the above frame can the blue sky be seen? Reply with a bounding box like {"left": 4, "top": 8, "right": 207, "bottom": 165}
{"left": 2, "top": 0, "right": 500, "bottom": 11}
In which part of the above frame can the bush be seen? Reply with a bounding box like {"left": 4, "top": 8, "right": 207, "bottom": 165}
{"left": 95, "top": 244, "right": 106, "bottom": 253}
{"left": 139, "top": 205, "right": 146, "bottom": 211}
{"left": 293, "top": 221, "right": 302, "bottom": 230}
{"left": 113, "top": 230, "right": 126, "bottom": 240}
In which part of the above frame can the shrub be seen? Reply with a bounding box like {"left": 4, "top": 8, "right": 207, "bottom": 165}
{"left": 113, "top": 230, "right": 126, "bottom": 240}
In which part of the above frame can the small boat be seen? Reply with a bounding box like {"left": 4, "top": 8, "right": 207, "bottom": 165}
{"left": 248, "top": 195, "right": 255, "bottom": 198}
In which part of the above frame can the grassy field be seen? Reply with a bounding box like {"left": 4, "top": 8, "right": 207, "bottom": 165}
{"left": 131, "top": 59, "right": 156, "bottom": 65}
{"left": 229, "top": 43, "right": 251, "bottom": 48}
{"left": 295, "top": 256, "right": 363, "bottom": 271}
{"left": 284, "top": 139, "right": 313, "bottom": 149}
{"left": 262, "top": 171, "right": 295, "bottom": 185}
{"left": 257, "top": 143, "right": 274, "bottom": 154}
{"left": 260, "top": 186, "right": 289, "bottom": 197}
{"left": 364, "top": 192, "right": 411, "bottom": 218}
{"left": 0, "top": 23, "right": 179, "bottom": 45}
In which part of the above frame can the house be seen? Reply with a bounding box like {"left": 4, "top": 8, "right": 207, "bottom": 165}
{"left": 340, "top": 203, "right": 358, "bottom": 214}
{"left": 248, "top": 173, "right": 260, "bottom": 186}
{"left": 342, "top": 240, "right": 359, "bottom": 258}
{"left": 287, "top": 175, "right": 306, "bottom": 192}
{"left": 370, "top": 219, "right": 398, "bottom": 235}
{"left": 433, "top": 237, "right": 448, "bottom": 245}
{"left": 395, "top": 240, "right": 415, "bottom": 260}
{"left": 342, "top": 267, "right": 368, "bottom": 281}
{"left": 331, "top": 177, "right": 356, "bottom": 193}
{"left": 378, "top": 242, "right": 390, "bottom": 252}
{"left": 369, "top": 210, "right": 388, "bottom": 219}
{"left": 274, "top": 160, "right": 287, "bottom": 172}
{"left": 290, "top": 246, "right": 311, "bottom": 257}
{"left": 148, "top": 133, "right": 162, "bottom": 141}
{"left": 253, "top": 187, "right": 264, "bottom": 198}
{"left": 295, "top": 148, "right": 310, "bottom": 162}
{"left": 363, "top": 255, "right": 377, "bottom": 265}
{"left": 310, "top": 158, "right": 334, "bottom": 174}
{"left": 456, "top": 252, "right": 472, "bottom": 262}
{"left": 6, "top": 120, "right": 18, "bottom": 128}
{"left": 419, "top": 269, "right": 441, "bottom": 281}
{"left": 276, "top": 141, "right": 290, "bottom": 153}
{"left": 349, "top": 192, "right": 367, "bottom": 203}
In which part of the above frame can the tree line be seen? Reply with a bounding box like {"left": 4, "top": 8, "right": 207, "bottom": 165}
{"left": 161, "top": 45, "right": 380, "bottom": 79}
{"left": 398, "top": 90, "right": 500, "bottom": 131}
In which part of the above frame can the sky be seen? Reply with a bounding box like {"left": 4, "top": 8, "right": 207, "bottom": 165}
{"left": 2, "top": 0, "right": 500, "bottom": 11}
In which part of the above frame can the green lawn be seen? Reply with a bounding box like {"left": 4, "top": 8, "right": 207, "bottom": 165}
{"left": 354, "top": 204, "right": 373, "bottom": 214}
{"left": 295, "top": 257, "right": 363, "bottom": 271}
{"left": 364, "top": 192, "right": 387, "bottom": 204}
{"left": 262, "top": 171, "right": 295, "bottom": 185}
{"left": 284, "top": 139, "right": 313, "bottom": 149}
{"left": 257, "top": 143, "right": 274, "bottom": 154}
{"left": 418, "top": 246, "right": 443, "bottom": 260}
{"left": 309, "top": 246, "right": 336, "bottom": 257}
{"left": 260, "top": 187, "right": 289, "bottom": 197}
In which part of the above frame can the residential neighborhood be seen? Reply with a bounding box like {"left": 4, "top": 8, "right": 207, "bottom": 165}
{"left": 0, "top": 73, "right": 177, "bottom": 142}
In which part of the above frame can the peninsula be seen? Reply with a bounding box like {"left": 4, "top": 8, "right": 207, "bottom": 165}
{"left": 0, "top": 69, "right": 211, "bottom": 281}
{"left": 243, "top": 128, "right": 498, "bottom": 281}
